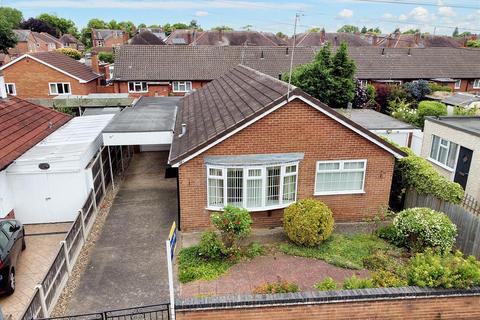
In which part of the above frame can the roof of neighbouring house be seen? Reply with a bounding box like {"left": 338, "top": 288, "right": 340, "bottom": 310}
{"left": 113, "top": 45, "right": 316, "bottom": 81}
{"left": 347, "top": 109, "right": 418, "bottom": 130}
{"left": 374, "top": 33, "right": 465, "bottom": 48}
{"left": 60, "top": 33, "right": 82, "bottom": 45}
{"left": 293, "top": 32, "right": 372, "bottom": 47}
{"left": 1, "top": 51, "right": 100, "bottom": 83}
{"left": 130, "top": 30, "right": 165, "bottom": 45}
{"left": 441, "top": 93, "right": 480, "bottom": 107}
{"left": 13, "top": 29, "right": 31, "bottom": 42}
{"left": 426, "top": 116, "right": 480, "bottom": 137}
{"left": 165, "top": 30, "right": 288, "bottom": 46}
{"left": 0, "top": 96, "right": 71, "bottom": 170}
{"left": 92, "top": 29, "right": 125, "bottom": 40}
{"left": 33, "top": 32, "right": 63, "bottom": 46}
{"left": 168, "top": 65, "right": 405, "bottom": 165}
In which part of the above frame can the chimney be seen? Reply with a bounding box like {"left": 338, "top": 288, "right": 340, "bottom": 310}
{"left": 320, "top": 28, "right": 326, "bottom": 43}
{"left": 414, "top": 32, "right": 421, "bottom": 46}
{"left": 0, "top": 72, "right": 7, "bottom": 99}
{"left": 91, "top": 53, "right": 100, "bottom": 74}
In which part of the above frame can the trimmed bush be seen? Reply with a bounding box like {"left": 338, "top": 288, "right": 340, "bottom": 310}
{"left": 56, "top": 47, "right": 81, "bottom": 60}
{"left": 283, "top": 199, "right": 334, "bottom": 246}
{"left": 211, "top": 205, "right": 252, "bottom": 253}
{"left": 314, "top": 277, "right": 337, "bottom": 291}
{"left": 342, "top": 275, "right": 375, "bottom": 289}
{"left": 407, "top": 249, "right": 480, "bottom": 288}
{"left": 428, "top": 83, "right": 452, "bottom": 93}
{"left": 392, "top": 208, "right": 457, "bottom": 253}
{"left": 372, "top": 270, "right": 407, "bottom": 288}
{"left": 416, "top": 101, "right": 447, "bottom": 127}
{"left": 253, "top": 279, "right": 299, "bottom": 294}
{"left": 395, "top": 147, "right": 464, "bottom": 204}
{"left": 198, "top": 231, "right": 225, "bottom": 260}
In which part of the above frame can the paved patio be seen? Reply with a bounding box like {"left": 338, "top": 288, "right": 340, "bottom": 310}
{"left": 66, "top": 151, "right": 178, "bottom": 315}
{"left": 0, "top": 223, "right": 70, "bottom": 320}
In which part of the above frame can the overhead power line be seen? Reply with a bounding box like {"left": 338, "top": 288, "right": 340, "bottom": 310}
{"left": 349, "top": 0, "right": 480, "bottom": 10}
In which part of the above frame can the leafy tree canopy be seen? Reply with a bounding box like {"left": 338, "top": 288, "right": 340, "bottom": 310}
{"left": 284, "top": 42, "right": 356, "bottom": 108}
{"left": 19, "top": 18, "right": 57, "bottom": 36}
{"left": 276, "top": 31, "right": 287, "bottom": 38}
{"left": 459, "top": 31, "right": 472, "bottom": 37}
{"left": 56, "top": 47, "right": 81, "bottom": 60}
{"left": 309, "top": 27, "right": 321, "bottom": 32}
{"left": 452, "top": 27, "right": 459, "bottom": 37}
{"left": 0, "top": 16, "right": 17, "bottom": 53}
{"left": 337, "top": 25, "right": 359, "bottom": 33}
{"left": 361, "top": 26, "right": 381, "bottom": 34}
{"left": 402, "top": 28, "right": 420, "bottom": 34}
{"left": 466, "top": 40, "right": 480, "bottom": 48}
{"left": 212, "top": 25, "right": 234, "bottom": 31}
{"left": 38, "top": 13, "right": 78, "bottom": 37}
{"left": 98, "top": 51, "right": 114, "bottom": 63}
{"left": 0, "top": 7, "right": 23, "bottom": 28}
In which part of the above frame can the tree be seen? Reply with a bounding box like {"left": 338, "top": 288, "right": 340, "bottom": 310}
{"left": 19, "top": 18, "right": 58, "bottom": 36}
{"left": 172, "top": 23, "right": 189, "bottom": 30}
{"left": 452, "top": 27, "right": 459, "bottom": 37}
{"left": 212, "top": 25, "right": 234, "bottom": 31}
{"left": 337, "top": 25, "right": 359, "bottom": 33}
{"left": 38, "top": 13, "right": 78, "bottom": 37}
{"left": 402, "top": 28, "right": 420, "bottom": 34}
{"left": 404, "top": 80, "right": 431, "bottom": 101}
{"left": 80, "top": 18, "right": 107, "bottom": 48}
{"left": 149, "top": 24, "right": 160, "bottom": 28}
{"left": 118, "top": 21, "right": 136, "bottom": 36}
{"left": 0, "top": 16, "right": 17, "bottom": 53}
{"left": 276, "top": 31, "right": 286, "bottom": 38}
{"left": 361, "top": 26, "right": 368, "bottom": 34}
{"left": 459, "top": 31, "right": 472, "bottom": 37}
{"left": 98, "top": 51, "right": 114, "bottom": 63}
{"left": 189, "top": 20, "right": 202, "bottom": 30}
{"left": 0, "top": 7, "right": 23, "bottom": 28}
{"left": 309, "top": 27, "right": 321, "bottom": 32}
{"left": 138, "top": 23, "right": 147, "bottom": 29}
{"left": 353, "top": 80, "right": 368, "bottom": 108}
{"left": 56, "top": 48, "right": 81, "bottom": 60}
{"left": 285, "top": 42, "right": 356, "bottom": 108}
{"left": 466, "top": 40, "right": 480, "bottom": 48}
{"left": 242, "top": 24, "right": 253, "bottom": 31}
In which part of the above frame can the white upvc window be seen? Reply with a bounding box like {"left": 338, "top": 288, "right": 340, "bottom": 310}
{"left": 172, "top": 81, "right": 192, "bottom": 93}
{"left": 454, "top": 79, "right": 461, "bottom": 89}
{"left": 359, "top": 80, "right": 368, "bottom": 87}
{"left": 5, "top": 83, "right": 16, "bottom": 96}
{"left": 473, "top": 79, "right": 480, "bottom": 89}
{"left": 49, "top": 82, "right": 71, "bottom": 95}
{"left": 314, "top": 160, "right": 367, "bottom": 195}
{"left": 206, "top": 163, "right": 298, "bottom": 211}
{"left": 128, "top": 81, "right": 148, "bottom": 93}
{"left": 429, "top": 135, "right": 458, "bottom": 170}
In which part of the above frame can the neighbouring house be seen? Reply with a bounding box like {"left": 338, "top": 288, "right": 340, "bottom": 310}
{"left": 138, "top": 28, "right": 166, "bottom": 42}
{"left": 9, "top": 30, "right": 62, "bottom": 58}
{"left": 0, "top": 74, "right": 71, "bottom": 219}
{"left": 60, "top": 33, "right": 85, "bottom": 51}
{"left": 421, "top": 116, "right": 480, "bottom": 200}
{"left": 130, "top": 30, "right": 166, "bottom": 45}
{"left": 112, "top": 45, "right": 316, "bottom": 97}
{"left": 91, "top": 29, "right": 129, "bottom": 48}
{"left": 346, "top": 109, "right": 423, "bottom": 154}
{"left": 0, "top": 51, "right": 101, "bottom": 99}
{"left": 168, "top": 65, "right": 405, "bottom": 231}
{"left": 369, "top": 31, "right": 468, "bottom": 48}
{"left": 165, "top": 29, "right": 288, "bottom": 46}
{"left": 112, "top": 46, "right": 480, "bottom": 98}
{"left": 292, "top": 30, "right": 372, "bottom": 47}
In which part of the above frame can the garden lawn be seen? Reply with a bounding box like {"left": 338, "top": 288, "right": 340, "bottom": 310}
{"left": 178, "top": 247, "right": 236, "bottom": 283}
{"left": 279, "top": 233, "right": 398, "bottom": 270}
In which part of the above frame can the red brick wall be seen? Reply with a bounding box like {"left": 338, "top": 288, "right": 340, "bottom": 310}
{"left": 2, "top": 57, "right": 97, "bottom": 99}
{"left": 176, "top": 296, "right": 480, "bottom": 320}
{"left": 178, "top": 99, "right": 395, "bottom": 231}
{"left": 114, "top": 81, "right": 208, "bottom": 97}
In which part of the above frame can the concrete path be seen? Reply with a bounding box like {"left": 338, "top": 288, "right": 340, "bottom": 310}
{"left": 67, "top": 151, "right": 178, "bottom": 314}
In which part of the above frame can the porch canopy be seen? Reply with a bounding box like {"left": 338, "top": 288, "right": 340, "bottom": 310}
{"left": 102, "top": 96, "right": 179, "bottom": 146}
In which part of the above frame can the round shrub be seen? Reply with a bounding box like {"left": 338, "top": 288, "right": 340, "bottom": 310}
{"left": 56, "top": 48, "right": 81, "bottom": 60}
{"left": 198, "top": 231, "right": 225, "bottom": 260}
{"left": 211, "top": 205, "right": 252, "bottom": 251}
{"left": 393, "top": 207, "right": 457, "bottom": 253}
{"left": 283, "top": 199, "right": 334, "bottom": 246}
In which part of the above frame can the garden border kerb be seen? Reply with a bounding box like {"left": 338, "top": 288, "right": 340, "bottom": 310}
{"left": 176, "top": 286, "right": 480, "bottom": 311}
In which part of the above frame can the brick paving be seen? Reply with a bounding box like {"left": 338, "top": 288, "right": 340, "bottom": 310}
{"left": 180, "top": 253, "right": 370, "bottom": 297}
{"left": 0, "top": 223, "right": 70, "bottom": 320}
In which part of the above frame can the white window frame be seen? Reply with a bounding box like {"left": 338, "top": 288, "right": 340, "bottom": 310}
{"left": 5, "top": 83, "right": 16, "bottom": 96}
{"left": 49, "top": 82, "right": 71, "bottom": 95}
{"left": 206, "top": 162, "right": 299, "bottom": 211}
{"left": 172, "top": 81, "right": 192, "bottom": 93}
{"left": 314, "top": 160, "right": 367, "bottom": 196}
{"left": 454, "top": 79, "right": 461, "bottom": 90}
{"left": 428, "top": 135, "right": 459, "bottom": 171}
{"left": 473, "top": 79, "right": 480, "bottom": 89}
{"left": 128, "top": 81, "right": 148, "bottom": 93}
{"left": 359, "top": 80, "right": 368, "bottom": 87}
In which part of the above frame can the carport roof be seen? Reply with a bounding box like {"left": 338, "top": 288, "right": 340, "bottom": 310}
{"left": 103, "top": 97, "right": 179, "bottom": 133}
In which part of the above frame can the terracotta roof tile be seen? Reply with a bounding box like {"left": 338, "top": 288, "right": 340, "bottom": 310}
{"left": 0, "top": 96, "right": 71, "bottom": 170}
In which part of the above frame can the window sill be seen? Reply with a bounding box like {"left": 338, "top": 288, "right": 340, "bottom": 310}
{"left": 314, "top": 191, "right": 366, "bottom": 196}
{"left": 427, "top": 158, "right": 454, "bottom": 172}
{"left": 206, "top": 203, "right": 294, "bottom": 212}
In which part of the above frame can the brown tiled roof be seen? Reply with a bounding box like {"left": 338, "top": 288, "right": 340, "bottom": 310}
{"left": 60, "top": 34, "right": 82, "bottom": 45}
{"left": 165, "top": 30, "right": 287, "bottom": 46}
{"left": 130, "top": 30, "right": 165, "bottom": 45}
{"left": 33, "top": 32, "right": 63, "bottom": 47}
{"left": 114, "top": 45, "right": 317, "bottom": 81}
{"left": 168, "top": 65, "right": 405, "bottom": 165}
{"left": 374, "top": 33, "right": 465, "bottom": 48}
{"left": 293, "top": 32, "right": 371, "bottom": 47}
{"left": 0, "top": 96, "right": 71, "bottom": 170}
{"left": 28, "top": 51, "right": 100, "bottom": 82}
{"left": 347, "top": 47, "right": 480, "bottom": 79}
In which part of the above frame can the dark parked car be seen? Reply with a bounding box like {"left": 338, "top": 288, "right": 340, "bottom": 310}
{"left": 0, "top": 220, "right": 25, "bottom": 295}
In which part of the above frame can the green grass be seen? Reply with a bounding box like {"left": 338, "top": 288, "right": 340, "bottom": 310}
{"left": 278, "top": 233, "right": 394, "bottom": 270}
{"left": 178, "top": 246, "right": 235, "bottom": 283}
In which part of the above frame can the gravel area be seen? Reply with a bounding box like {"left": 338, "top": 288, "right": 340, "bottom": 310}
{"left": 50, "top": 181, "right": 123, "bottom": 317}
{"left": 180, "top": 252, "right": 370, "bottom": 298}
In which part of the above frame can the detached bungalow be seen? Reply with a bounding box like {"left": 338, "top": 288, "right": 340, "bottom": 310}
{"left": 0, "top": 52, "right": 101, "bottom": 99}
{"left": 168, "top": 65, "right": 404, "bottom": 231}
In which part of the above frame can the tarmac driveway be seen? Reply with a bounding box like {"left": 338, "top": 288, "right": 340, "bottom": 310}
{"left": 66, "top": 151, "right": 178, "bottom": 315}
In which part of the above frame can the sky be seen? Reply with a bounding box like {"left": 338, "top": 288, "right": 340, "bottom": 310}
{"left": 2, "top": 0, "right": 480, "bottom": 36}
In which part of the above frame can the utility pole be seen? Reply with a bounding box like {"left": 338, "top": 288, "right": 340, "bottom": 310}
{"left": 287, "top": 13, "right": 302, "bottom": 100}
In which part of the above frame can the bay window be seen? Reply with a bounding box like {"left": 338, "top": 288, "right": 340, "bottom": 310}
{"left": 206, "top": 162, "right": 299, "bottom": 211}
{"left": 315, "top": 160, "right": 366, "bottom": 195}
{"left": 429, "top": 135, "right": 458, "bottom": 169}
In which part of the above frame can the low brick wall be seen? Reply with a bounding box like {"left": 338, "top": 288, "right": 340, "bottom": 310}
{"left": 176, "top": 287, "right": 480, "bottom": 319}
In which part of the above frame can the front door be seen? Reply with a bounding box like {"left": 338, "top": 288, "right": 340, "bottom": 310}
{"left": 454, "top": 146, "right": 473, "bottom": 190}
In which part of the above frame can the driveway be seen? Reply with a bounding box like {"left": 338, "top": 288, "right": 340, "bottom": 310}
{"left": 66, "top": 151, "right": 178, "bottom": 315}
{"left": 0, "top": 223, "right": 70, "bottom": 320}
